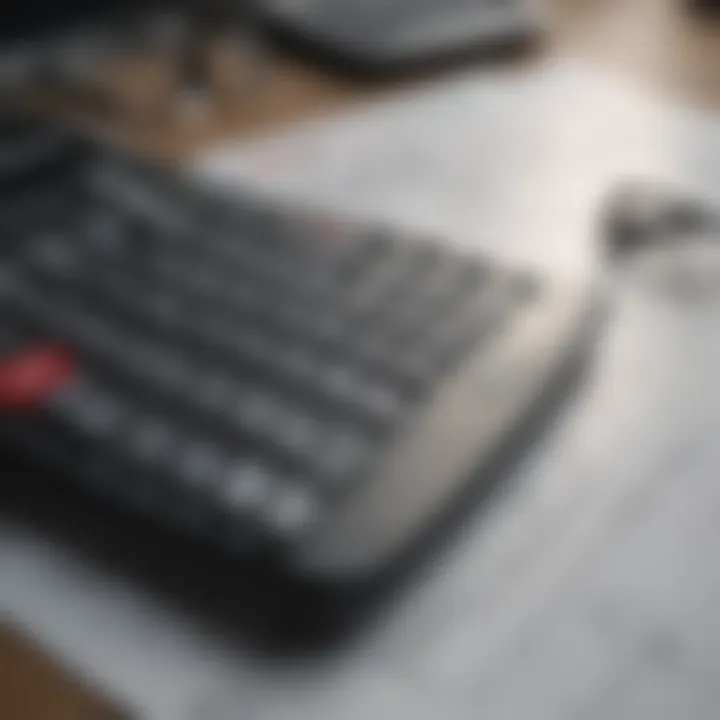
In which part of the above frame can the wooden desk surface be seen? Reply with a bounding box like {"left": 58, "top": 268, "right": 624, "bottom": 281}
{"left": 0, "top": 624, "right": 128, "bottom": 720}
{"left": 5, "top": 1, "right": 720, "bottom": 718}
{"left": 81, "top": 0, "right": 720, "bottom": 160}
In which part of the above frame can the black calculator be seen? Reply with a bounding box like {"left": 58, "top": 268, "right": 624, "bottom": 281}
{"left": 0, "top": 115, "right": 594, "bottom": 585}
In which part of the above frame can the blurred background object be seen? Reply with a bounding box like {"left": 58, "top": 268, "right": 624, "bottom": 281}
{"left": 257, "top": 0, "right": 542, "bottom": 74}
{"left": 0, "top": 0, "right": 267, "bottom": 131}
{"left": 5, "top": 0, "right": 720, "bottom": 156}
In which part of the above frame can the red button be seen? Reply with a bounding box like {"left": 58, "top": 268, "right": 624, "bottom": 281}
{"left": 0, "top": 344, "right": 76, "bottom": 412}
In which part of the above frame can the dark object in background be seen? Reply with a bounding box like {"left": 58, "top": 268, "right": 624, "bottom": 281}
{"left": 259, "top": 0, "right": 542, "bottom": 76}
{"left": 0, "top": 623, "right": 129, "bottom": 720}
{"left": 688, "top": 0, "right": 720, "bottom": 17}
{"left": 0, "top": 114, "right": 594, "bottom": 595}
{"left": 0, "top": 1, "right": 113, "bottom": 44}
{"left": 0, "top": 0, "right": 259, "bottom": 119}
{"left": 0, "top": 0, "right": 159, "bottom": 117}
{"left": 604, "top": 183, "right": 720, "bottom": 300}
{"left": 604, "top": 183, "right": 717, "bottom": 261}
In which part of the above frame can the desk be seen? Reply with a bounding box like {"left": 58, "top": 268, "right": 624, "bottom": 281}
{"left": 70, "top": 0, "right": 720, "bottom": 159}
{"left": 5, "top": 2, "right": 720, "bottom": 719}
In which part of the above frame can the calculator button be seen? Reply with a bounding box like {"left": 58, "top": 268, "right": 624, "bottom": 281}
{"left": 265, "top": 483, "right": 320, "bottom": 539}
{"left": 177, "top": 440, "right": 226, "bottom": 490}
{"left": 0, "top": 344, "right": 76, "bottom": 412}
{"left": 221, "top": 460, "right": 273, "bottom": 515}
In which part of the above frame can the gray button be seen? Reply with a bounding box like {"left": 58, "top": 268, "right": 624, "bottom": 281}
{"left": 64, "top": 309, "right": 114, "bottom": 353}
{"left": 146, "top": 291, "right": 182, "bottom": 327}
{"left": 278, "top": 411, "right": 321, "bottom": 457}
{"left": 162, "top": 354, "right": 193, "bottom": 390}
{"left": 189, "top": 263, "right": 218, "bottom": 293}
{"left": 82, "top": 211, "right": 125, "bottom": 254}
{"left": 315, "top": 430, "right": 369, "bottom": 479}
{"left": 26, "top": 236, "right": 78, "bottom": 276}
{"left": 221, "top": 461, "right": 273, "bottom": 514}
{"left": 52, "top": 380, "right": 123, "bottom": 439}
{"left": 324, "top": 363, "right": 359, "bottom": 399}
{"left": 363, "top": 384, "right": 402, "bottom": 423}
{"left": 197, "top": 372, "right": 235, "bottom": 413}
{"left": 237, "top": 334, "right": 280, "bottom": 369}
{"left": 235, "top": 388, "right": 283, "bottom": 435}
{"left": 276, "top": 346, "right": 316, "bottom": 381}
{"left": 127, "top": 416, "right": 176, "bottom": 465}
{"left": 178, "top": 440, "right": 225, "bottom": 489}
{"left": 133, "top": 345, "right": 179, "bottom": 386}
{"left": 128, "top": 344, "right": 191, "bottom": 394}
{"left": 266, "top": 484, "right": 319, "bottom": 538}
